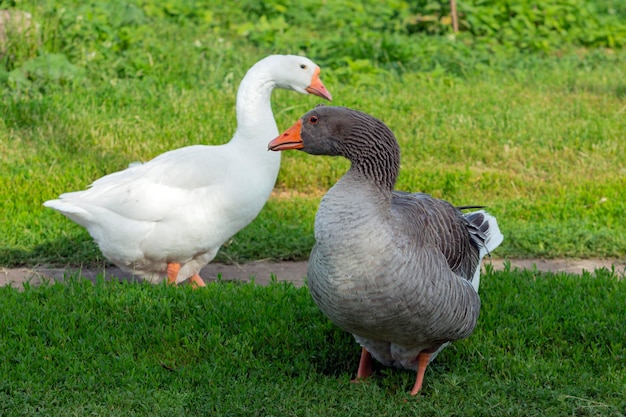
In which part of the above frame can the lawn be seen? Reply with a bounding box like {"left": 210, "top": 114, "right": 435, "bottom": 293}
{"left": 0, "top": 1, "right": 625, "bottom": 265}
{"left": 1, "top": 266, "right": 624, "bottom": 416}
{"left": 1, "top": 1, "right": 625, "bottom": 415}
{"left": 2, "top": 54, "right": 625, "bottom": 265}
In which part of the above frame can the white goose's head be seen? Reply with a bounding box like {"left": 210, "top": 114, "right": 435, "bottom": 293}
{"left": 255, "top": 55, "right": 332, "bottom": 101}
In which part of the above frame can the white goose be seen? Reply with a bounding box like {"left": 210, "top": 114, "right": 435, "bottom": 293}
{"left": 268, "top": 106, "right": 503, "bottom": 395}
{"left": 44, "top": 55, "right": 332, "bottom": 286}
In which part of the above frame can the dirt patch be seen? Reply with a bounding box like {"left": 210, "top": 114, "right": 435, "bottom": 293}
{"left": 1, "top": 258, "right": 624, "bottom": 290}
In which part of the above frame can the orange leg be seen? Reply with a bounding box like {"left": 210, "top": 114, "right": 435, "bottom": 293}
{"left": 189, "top": 273, "right": 206, "bottom": 289}
{"left": 166, "top": 262, "right": 181, "bottom": 285}
{"left": 410, "top": 352, "right": 432, "bottom": 395}
{"left": 351, "top": 347, "right": 373, "bottom": 382}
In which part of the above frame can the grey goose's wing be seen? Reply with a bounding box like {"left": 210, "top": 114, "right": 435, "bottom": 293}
{"left": 391, "top": 191, "right": 481, "bottom": 280}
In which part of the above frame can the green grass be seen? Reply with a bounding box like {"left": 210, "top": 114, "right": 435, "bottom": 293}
{"left": 1, "top": 54, "right": 625, "bottom": 265}
{"left": 1, "top": 266, "right": 624, "bottom": 416}
{"left": 1, "top": 2, "right": 624, "bottom": 416}
{"left": 0, "top": 1, "right": 625, "bottom": 266}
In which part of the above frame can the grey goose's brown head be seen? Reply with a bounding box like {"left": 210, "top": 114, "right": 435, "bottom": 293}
{"left": 268, "top": 106, "right": 400, "bottom": 190}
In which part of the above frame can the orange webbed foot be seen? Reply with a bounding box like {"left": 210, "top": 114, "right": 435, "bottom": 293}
{"left": 351, "top": 347, "right": 373, "bottom": 383}
{"left": 189, "top": 273, "right": 206, "bottom": 289}
{"left": 166, "top": 262, "right": 181, "bottom": 285}
{"left": 409, "top": 352, "right": 431, "bottom": 396}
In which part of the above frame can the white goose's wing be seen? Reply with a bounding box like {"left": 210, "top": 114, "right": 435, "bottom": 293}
{"left": 53, "top": 144, "right": 235, "bottom": 223}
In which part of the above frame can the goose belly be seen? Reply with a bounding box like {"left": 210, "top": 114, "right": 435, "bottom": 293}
{"left": 307, "top": 224, "right": 479, "bottom": 350}
{"left": 139, "top": 185, "right": 270, "bottom": 261}
{"left": 98, "top": 179, "right": 273, "bottom": 279}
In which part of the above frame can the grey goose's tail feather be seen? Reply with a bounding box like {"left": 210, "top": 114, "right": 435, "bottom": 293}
{"left": 463, "top": 210, "right": 503, "bottom": 258}
{"left": 462, "top": 209, "right": 504, "bottom": 293}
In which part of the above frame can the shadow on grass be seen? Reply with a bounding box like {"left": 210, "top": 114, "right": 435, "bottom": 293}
{"left": 565, "top": 80, "right": 626, "bottom": 99}
{"left": 0, "top": 235, "right": 104, "bottom": 267}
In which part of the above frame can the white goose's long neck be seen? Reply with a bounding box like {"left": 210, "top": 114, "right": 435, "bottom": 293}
{"left": 233, "top": 67, "right": 279, "bottom": 143}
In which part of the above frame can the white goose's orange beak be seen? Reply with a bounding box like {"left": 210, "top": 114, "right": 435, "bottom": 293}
{"left": 305, "top": 67, "right": 332, "bottom": 101}
{"left": 268, "top": 120, "right": 303, "bottom": 151}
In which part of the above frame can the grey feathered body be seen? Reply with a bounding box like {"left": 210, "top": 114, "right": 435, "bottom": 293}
{"left": 276, "top": 106, "right": 504, "bottom": 375}
{"left": 308, "top": 169, "right": 485, "bottom": 370}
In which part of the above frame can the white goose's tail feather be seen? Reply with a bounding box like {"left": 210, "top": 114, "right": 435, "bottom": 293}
{"left": 43, "top": 199, "right": 92, "bottom": 223}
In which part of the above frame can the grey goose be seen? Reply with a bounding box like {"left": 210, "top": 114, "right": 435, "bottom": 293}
{"left": 268, "top": 106, "right": 503, "bottom": 395}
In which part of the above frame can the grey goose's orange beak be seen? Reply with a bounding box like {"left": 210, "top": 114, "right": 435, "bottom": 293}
{"left": 268, "top": 120, "right": 303, "bottom": 151}
{"left": 305, "top": 67, "right": 332, "bottom": 101}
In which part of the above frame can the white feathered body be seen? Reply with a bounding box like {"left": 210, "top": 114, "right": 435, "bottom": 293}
{"left": 46, "top": 135, "right": 279, "bottom": 283}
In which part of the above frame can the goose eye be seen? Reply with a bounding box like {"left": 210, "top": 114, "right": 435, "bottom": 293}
{"left": 300, "top": 64, "right": 307, "bottom": 69}
{"left": 308, "top": 116, "right": 318, "bottom": 124}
